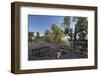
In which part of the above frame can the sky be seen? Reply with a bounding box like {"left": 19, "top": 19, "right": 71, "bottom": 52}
{"left": 28, "top": 15, "right": 76, "bottom": 36}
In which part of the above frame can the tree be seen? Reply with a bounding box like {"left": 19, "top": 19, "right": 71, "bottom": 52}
{"left": 73, "top": 17, "right": 88, "bottom": 48}
{"left": 62, "top": 16, "right": 73, "bottom": 39}
{"left": 44, "top": 29, "right": 53, "bottom": 42}
{"left": 45, "top": 29, "right": 51, "bottom": 35}
{"left": 62, "top": 16, "right": 70, "bottom": 29}
{"left": 51, "top": 24, "right": 64, "bottom": 44}
{"left": 62, "top": 16, "right": 73, "bottom": 50}
{"left": 44, "top": 24, "right": 64, "bottom": 44}
{"left": 35, "top": 32, "right": 40, "bottom": 41}
{"left": 28, "top": 32, "right": 34, "bottom": 43}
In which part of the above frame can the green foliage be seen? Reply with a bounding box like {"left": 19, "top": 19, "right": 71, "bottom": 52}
{"left": 28, "top": 32, "right": 34, "bottom": 38}
{"left": 73, "top": 17, "right": 88, "bottom": 48}
{"left": 44, "top": 24, "right": 64, "bottom": 44}
{"left": 28, "top": 32, "right": 34, "bottom": 43}
{"left": 44, "top": 29, "right": 53, "bottom": 42}
{"left": 62, "top": 16, "right": 73, "bottom": 40}
{"left": 28, "top": 32, "right": 34, "bottom": 42}
{"left": 62, "top": 16, "right": 88, "bottom": 51}
{"left": 77, "top": 17, "right": 88, "bottom": 33}
{"left": 51, "top": 24, "right": 64, "bottom": 43}
{"left": 62, "top": 16, "right": 70, "bottom": 29}
{"left": 74, "top": 17, "right": 88, "bottom": 38}
{"left": 35, "top": 32, "right": 40, "bottom": 41}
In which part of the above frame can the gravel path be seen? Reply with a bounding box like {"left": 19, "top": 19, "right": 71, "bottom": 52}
{"left": 28, "top": 41, "right": 85, "bottom": 61}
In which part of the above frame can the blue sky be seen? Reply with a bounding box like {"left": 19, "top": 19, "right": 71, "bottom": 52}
{"left": 28, "top": 15, "right": 76, "bottom": 36}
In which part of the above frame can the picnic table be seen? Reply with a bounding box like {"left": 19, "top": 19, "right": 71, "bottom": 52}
{"left": 32, "top": 46, "right": 50, "bottom": 57}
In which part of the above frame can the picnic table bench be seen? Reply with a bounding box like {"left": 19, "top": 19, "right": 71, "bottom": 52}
{"left": 32, "top": 46, "right": 50, "bottom": 57}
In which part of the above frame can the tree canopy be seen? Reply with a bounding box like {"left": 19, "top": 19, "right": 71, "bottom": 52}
{"left": 44, "top": 24, "right": 64, "bottom": 44}
{"left": 35, "top": 32, "right": 40, "bottom": 41}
